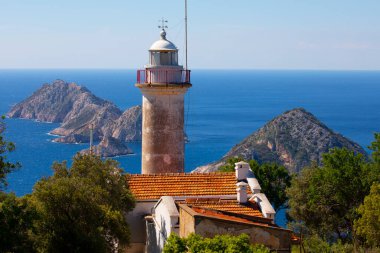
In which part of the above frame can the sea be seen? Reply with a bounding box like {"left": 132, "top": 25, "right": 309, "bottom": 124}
{"left": 1, "top": 69, "right": 380, "bottom": 226}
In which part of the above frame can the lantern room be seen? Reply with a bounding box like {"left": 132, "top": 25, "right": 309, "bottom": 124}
{"left": 136, "top": 28, "right": 190, "bottom": 85}
{"left": 148, "top": 30, "right": 179, "bottom": 66}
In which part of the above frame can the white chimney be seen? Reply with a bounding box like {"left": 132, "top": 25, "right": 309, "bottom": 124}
{"left": 236, "top": 182, "right": 248, "bottom": 204}
{"left": 235, "top": 161, "right": 250, "bottom": 181}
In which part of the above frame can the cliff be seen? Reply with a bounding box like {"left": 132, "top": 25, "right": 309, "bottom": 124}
{"left": 8, "top": 80, "right": 142, "bottom": 156}
{"left": 195, "top": 108, "right": 368, "bottom": 174}
{"left": 81, "top": 136, "right": 133, "bottom": 157}
{"left": 8, "top": 80, "right": 119, "bottom": 123}
{"left": 102, "top": 106, "right": 142, "bottom": 143}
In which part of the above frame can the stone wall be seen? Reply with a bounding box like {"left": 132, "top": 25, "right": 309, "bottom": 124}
{"left": 193, "top": 217, "right": 291, "bottom": 252}
{"left": 179, "top": 207, "right": 195, "bottom": 237}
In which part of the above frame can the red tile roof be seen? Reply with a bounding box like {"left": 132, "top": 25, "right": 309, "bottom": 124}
{"left": 190, "top": 207, "right": 269, "bottom": 227}
{"left": 182, "top": 198, "right": 262, "bottom": 218}
{"left": 127, "top": 173, "right": 245, "bottom": 200}
{"left": 177, "top": 199, "right": 274, "bottom": 227}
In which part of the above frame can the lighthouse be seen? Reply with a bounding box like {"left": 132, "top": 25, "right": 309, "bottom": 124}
{"left": 136, "top": 23, "right": 191, "bottom": 174}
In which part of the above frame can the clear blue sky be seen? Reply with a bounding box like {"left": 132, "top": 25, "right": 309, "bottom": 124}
{"left": 0, "top": 0, "right": 379, "bottom": 70}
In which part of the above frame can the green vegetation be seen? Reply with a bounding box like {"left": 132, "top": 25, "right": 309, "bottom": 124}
{"left": 355, "top": 182, "right": 380, "bottom": 248}
{"left": 163, "top": 233, "right": 270, "bottom": 253}
{"left": 0, "top": 149, "right": 135, "bottom": 252}
{"left": 0, "top": 192, "right": 36, "bottom": 253}
{"left": 0, "top": 116, "right": 20, "bottom": 189}
{"left": 287, "top": 148, "right": 369, "bottom": 241}
{"left": 287, "top": 133, "right": 380, "bottom": 251}
{"left": 29, "top": 154, "right": 135, "bottom": 252}
{"left": 219, "top": 133, "right": 380, "bottom": 252}
{"left": 369, "top": 133, "right": 380, "bottom": 167}
{"left": 219, "top": 157, "right": 291, "bottom": 211}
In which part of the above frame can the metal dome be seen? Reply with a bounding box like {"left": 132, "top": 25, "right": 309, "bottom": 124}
{"left": 149, "top": 29, "right": 178, "bottom": 51}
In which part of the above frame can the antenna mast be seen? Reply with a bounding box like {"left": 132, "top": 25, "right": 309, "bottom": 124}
{"left": 185, "top": 0, "right": 188, "bottom": 70}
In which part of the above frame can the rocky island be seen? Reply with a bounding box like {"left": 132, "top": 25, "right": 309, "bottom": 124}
{"left": 8, "top": 80, "right": 141, "bottom": 157}
{"left": 195, "top": 108, "right": 367, "bottom": 174}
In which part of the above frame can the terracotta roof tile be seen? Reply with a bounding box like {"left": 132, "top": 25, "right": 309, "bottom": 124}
{"left": 180, "top": 198, "right": 263, "bottom": 218}
{"left": 190, "top": 207, "right": 268, "bottom": 226}
{"left": 178, "top": 201, "right": 291, "bottom": 231}
{"left": 127, "top": 173, "right": 248, "bottom": 200}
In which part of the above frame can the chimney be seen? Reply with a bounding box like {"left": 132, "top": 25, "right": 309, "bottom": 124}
{"left": 236, "top": 182, "right": 248, "bottom": 204}
{"left": 235, "top": 161, "right": 250, "bottom": 181}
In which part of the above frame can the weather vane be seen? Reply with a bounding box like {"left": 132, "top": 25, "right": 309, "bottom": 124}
{"left": 158, "top": 18, "right": 168, "bottom": 30}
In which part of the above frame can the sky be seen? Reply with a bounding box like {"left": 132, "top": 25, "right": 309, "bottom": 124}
{"left": 0, "top": 0, "right": 379, "bottom": 70}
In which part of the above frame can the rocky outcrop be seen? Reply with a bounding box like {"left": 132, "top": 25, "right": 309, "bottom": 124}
{"left": 8, "top": 80, "right": 143, "bottom": 156}
{"left": 81, "top": 136, "right": 133, "bottom": 157}
{"left": 7, "top": 80, "right": 116, "bottom": 123}
{"left": 195, "top": 108, "right": 368, "bottom": 174}
{"left": 102, "top": 106, "right": 142, "bottom": 142}
{"left": 50, "top": 102, "right": 122, "bottom": 143}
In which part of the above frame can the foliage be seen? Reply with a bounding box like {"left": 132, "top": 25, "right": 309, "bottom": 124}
{"left": 0, "top": 192, "right": 36, "bottom": 252}
{"left": 298, "top": 234, "right": 355, "bottom": 253}
{"left": 29, "top": 154, "right": 135, "bottom": 253}
{"left": 366, "top": 133, "right": 380, "bottom": 188}
{"left": 369, "top": 133, "right": 380, "bottom": 166}
{"left": 163, "top": 233, "right": 270, "bottom": 253}
{"left": 287, "top": 147, "right": 376, "bottom": 242}
{"left": 355, "top": 182, "right": 380, "bottom": 248}
{"left": 219, "top": 157, "right": 291, "bottom": 211}
{"left": 218, "top": 157, "right": 252, "bottom": 173}
{"left": 0, "top": 116, "right": 21, "bottom": 190}
{"left": 302, "top": 234, "right": 331, "bottom": 253}
{"left": 253, "top": 162, "right": 291, "bottom": 211}
{"left": 163, "top": 233, "right": 187, "bottom": 253}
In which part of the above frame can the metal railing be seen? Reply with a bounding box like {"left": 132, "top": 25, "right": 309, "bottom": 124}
{"left": 137, "top": 69, "right": 191, "bottom": 84}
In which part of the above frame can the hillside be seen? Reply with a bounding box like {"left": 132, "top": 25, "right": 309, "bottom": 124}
{"left": 7, "top": 80, "right": 142, "bottom": 156}
{"left": 195, "top": 108, "right": 368, "bottom": 174}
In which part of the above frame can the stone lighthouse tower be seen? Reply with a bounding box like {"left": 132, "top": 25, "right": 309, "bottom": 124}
{"left": 136, "top": 25, "right": 191, "bottom": 174}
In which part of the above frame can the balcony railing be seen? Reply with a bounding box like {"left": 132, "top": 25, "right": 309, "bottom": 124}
{"left": 137, "top": 69, "right": 191, "bottom": 85}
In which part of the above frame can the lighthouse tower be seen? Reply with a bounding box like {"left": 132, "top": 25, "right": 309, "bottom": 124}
{"left": 136, "top": 25, "right": 191, "bottom": 174}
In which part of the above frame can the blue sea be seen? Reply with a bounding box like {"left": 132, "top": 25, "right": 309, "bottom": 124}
{"left": 1, "top": 69, "right": 380, "bottom": 226}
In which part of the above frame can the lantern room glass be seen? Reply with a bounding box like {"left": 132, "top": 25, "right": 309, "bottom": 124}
{"left": 150, "top": 51, "right": 178, "bottom": 66}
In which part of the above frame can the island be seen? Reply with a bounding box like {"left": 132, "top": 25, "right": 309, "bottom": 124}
{"left": 195, "top": 108, "right": 368, "bottom": 174}
{"left": 8, "top": 80, "right": 141, "bottom": 157}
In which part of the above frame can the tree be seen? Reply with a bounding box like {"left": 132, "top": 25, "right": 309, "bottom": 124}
{"left": 0, "top": 116, "right": 20, "bottom": 190}
{"left": 355, "top": 182, "right": 380, "bottom": 248}
{"left": 219, "top": 157, "right": 291, "bottom": 211}
{"left": 369, "top": 133, "right": 380, "bottom": 166}
{"left": 366, "top": 133, "right": 380, "bottom": 187}
{"left": 287, "top": 148, "right": 373, "bottom": 241}
{"left": 163, "top": 233, "right": 270, "bottom": 253}
{"left": 0, "top": 116, "right": 34, "bottom": 252}
{"left": 251, "top": 163, "right": 291, "bottom": 211}
{"left": 0, "top": 192, "right": 36, "bottom": 252}
{"left": 29, "top": 154, "right": 135, "bottom": 253}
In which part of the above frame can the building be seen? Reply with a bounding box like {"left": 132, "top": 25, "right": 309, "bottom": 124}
{"left": 125, "top": 162, "right": 292, "bottom": 252}
{"left": 128, "top": 26, "right": 292, "bottom": 252}
{"left": 135, "top": 27, "right": 191, "bottom": 175}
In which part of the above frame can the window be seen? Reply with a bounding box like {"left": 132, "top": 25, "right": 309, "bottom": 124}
{"left": 150, "top": 51, "right": 178, "bottom": 66}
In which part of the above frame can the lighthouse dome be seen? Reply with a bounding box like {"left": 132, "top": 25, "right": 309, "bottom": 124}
{"left": 149, "top": 29, "right": 178, "bottom": 51}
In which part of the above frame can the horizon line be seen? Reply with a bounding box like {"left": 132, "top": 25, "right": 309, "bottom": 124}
{"left": 0, "top": 68, "right": 380, "bottom": 72}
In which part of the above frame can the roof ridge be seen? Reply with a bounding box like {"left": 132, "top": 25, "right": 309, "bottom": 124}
{"left": 128, "top": 172, "right": 235, "bottom": 176}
